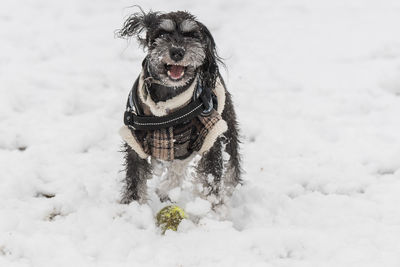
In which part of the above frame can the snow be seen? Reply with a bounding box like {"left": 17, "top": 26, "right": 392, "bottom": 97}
{"left": 185, "top": 197, "right": 212, "bottom": 217}
{"left": 1, "top": 0, "right": 400, "bottom": 266}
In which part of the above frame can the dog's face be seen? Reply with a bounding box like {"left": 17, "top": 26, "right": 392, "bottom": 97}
{"left": 146, "top": 13, "right": 206, "bottom": 87}
{"left": 118, "top": 10, "right": 220, "bottom": 90}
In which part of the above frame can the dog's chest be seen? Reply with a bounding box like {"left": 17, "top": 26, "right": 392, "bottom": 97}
{"left": 133, "top": 109, "right": 222, "bottom": 161}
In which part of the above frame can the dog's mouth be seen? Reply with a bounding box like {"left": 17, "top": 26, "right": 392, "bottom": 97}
{"left": 165, "top": 64, "right": 186, "bottom": 81}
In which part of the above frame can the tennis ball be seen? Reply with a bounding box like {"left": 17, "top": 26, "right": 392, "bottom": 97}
{"left": 156, "top": 205, "right": 186, "bottom": 234}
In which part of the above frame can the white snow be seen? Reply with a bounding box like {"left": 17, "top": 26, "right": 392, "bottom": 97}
{"left": 1, "top": 0, "right": 400, "bottom": 266}
{"left": 185, "top": 197, "right": 212, "bottom": 217}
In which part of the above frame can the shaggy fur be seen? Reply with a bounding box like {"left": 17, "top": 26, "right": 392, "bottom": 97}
{"left": 117, "top": 8, "right": 242, "bottom": 205}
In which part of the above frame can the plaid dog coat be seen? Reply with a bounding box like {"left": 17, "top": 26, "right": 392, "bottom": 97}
{"left": 129, "top": 110, "right": 223, "bottom": 160}
{"left": 120, "top": 73, "right": 227, "bottom": 161}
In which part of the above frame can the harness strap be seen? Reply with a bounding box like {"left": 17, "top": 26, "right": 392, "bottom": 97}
{"left": 124, "top": 97, "right": 204, "bottom": 130}
{"left": 126, "top": 77, "right": 143, "bottom": 115}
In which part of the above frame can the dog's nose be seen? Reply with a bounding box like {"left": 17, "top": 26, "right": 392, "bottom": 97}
{"left": 169, "top": 47, "right": 185, "bottom": 62}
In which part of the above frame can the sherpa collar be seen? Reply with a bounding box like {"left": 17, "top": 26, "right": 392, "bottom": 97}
{"left": 137, "top": 71, "right": 198, "bottom": 117}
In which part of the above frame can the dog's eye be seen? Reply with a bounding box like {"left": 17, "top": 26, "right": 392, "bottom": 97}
{"left": 151, "top": 31, "right": 170, "bottom": 47}
{"left": 182, "top": 31, "right": 200, "bottom": 39}
{"left": 155, "top": 30, "right": 169, "bottom": 39}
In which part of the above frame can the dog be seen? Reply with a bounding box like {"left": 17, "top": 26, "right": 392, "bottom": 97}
{"left": 117, "top": 9, "right": 241, "bottom": 207}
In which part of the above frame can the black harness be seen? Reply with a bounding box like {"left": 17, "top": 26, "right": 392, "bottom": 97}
{"left": 123, "top": 76, "right": 217, "bottom": 131}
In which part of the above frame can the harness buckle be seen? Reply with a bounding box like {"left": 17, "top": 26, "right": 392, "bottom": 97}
{"left": 195, "top": 82, "right": 214, "bottom": 116}
{"left": 124, "top": 111, "right": 134, "bottom": 129}
{"left": 201, "top": 97, "right": 213, "bottom": 116}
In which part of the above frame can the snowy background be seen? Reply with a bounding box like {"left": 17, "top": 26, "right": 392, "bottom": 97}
{"left": 1, "top": 0, "right": 400, "bottom": 266}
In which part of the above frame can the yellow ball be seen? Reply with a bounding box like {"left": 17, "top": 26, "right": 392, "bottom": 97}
{"left": 156, "top": 205, "right": 186, "bottom": 234}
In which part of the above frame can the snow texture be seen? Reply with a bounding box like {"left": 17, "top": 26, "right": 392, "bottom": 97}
{"left": 1, "top": 0, "right": 400, "bottom": 266}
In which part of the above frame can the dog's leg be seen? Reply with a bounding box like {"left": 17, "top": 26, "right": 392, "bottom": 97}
{"left": 121, "top": 144, "right": 152, "bottom": 204}
{"left": 196, "top": 90, "right": 242, "bottom": 206}
{"left": 196, "top": 137, "right": 224, "bottom": 204}
{"left": 156, "top": 156, "right": 193, "bottom": 202}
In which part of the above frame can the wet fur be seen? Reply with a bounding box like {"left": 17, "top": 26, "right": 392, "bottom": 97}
{"left": 118, "top": 9, "right": 241, "bottom": 205}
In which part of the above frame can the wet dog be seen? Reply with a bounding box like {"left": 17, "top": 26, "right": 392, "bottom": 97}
{"left": 117, "top": 9, "right": 241, "bottom": 206}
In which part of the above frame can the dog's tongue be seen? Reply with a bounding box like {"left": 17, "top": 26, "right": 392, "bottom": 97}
{"left": 169, "top": 65, "right": 184, "bottom": 79}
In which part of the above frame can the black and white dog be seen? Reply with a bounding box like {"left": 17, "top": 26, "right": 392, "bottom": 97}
{"left": 117, "top": 9, "right": 241, "bottom": 206}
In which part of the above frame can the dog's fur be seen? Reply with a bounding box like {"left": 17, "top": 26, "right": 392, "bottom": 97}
{"left": 117, "top": 9, "right": 241, "bottom": 206}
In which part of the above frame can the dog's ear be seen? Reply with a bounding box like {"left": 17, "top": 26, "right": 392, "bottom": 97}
{"left": 117, "top": 8, "right": 159, "bottom": 48}
{"left": 198, "top": 22, "right": 223, "bottom": 88}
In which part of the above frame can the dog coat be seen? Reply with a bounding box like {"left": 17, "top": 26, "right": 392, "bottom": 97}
{"left": 119, "top": 73, "right": 227, "bottom": 161}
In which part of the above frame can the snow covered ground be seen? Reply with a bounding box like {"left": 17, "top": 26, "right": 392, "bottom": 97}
{"left": 1, "top": 0, "right": 400, "bottom": 266}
